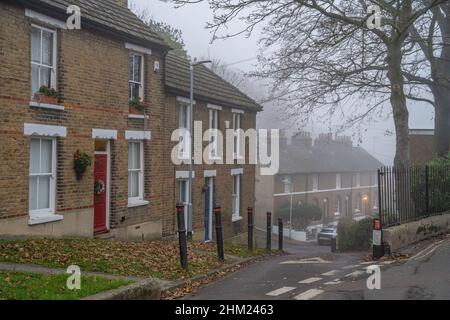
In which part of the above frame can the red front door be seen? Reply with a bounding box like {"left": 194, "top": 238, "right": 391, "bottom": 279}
{"left": 94, "top": 154, "right": 108, "bottom": 234}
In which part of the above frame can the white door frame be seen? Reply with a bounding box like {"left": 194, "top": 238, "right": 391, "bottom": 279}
{"left": 179, "top": 179, "right": 189, "bottom": 231}
{"left": 206, "top": 177, "right": 214, "bottom": 242}
{"left": 94, "top": 140, "right": 110, "bottom": 231}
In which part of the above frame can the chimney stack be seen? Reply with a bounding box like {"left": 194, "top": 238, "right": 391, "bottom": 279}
{"left": 314, "top": 133, "right": 333, "bottom": 147}
{"left": 291, "top": 131, "right": 313, "bottom": 148}
{"left": 334, "top": 135, "right": 353, "bottom": 147}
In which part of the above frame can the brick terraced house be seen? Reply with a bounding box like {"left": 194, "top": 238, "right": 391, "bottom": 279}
{"left": 409, "top": 129, "right": 449, "bottom": 165}
{"left": 255, "top": 132, "right": 383, "bottom": 234}
{"left": 162, "top": 51, "right": 262, "bottom": 242}
{"left": 0, "top": 0, "right": 261, "bottom": 242}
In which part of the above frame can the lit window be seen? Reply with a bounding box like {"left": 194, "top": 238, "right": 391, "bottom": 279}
{"left": 29, "top": 138, "right": 56, "bottom": 214}
{"left": 128, "top": 142, "right": 144, "bottom": 202}
{"left": 31, "top": 25, "right": 56, "bottom": 95}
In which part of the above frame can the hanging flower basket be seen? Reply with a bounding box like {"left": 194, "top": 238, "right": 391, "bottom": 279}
{"left": 73, "top": 149, "right": 92, "bottom": 181}
{"left": 94, "top": 180, "right": 105, "bottom": 195}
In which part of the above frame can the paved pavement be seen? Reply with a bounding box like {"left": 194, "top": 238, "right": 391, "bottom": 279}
{"left": 186, "top": 235, "right": 450, "bottom": 300}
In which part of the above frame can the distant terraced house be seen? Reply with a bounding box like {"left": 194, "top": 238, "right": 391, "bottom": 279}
{"left": 255, "top": 132, "right": 383, "bottom": 237}
{"left": 0, "top": 0, "right": 261, "bottom": 243}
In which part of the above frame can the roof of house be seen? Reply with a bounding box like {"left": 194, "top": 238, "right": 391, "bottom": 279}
{"left": 19, "top": 0, "right": 168, "bottom": 48}
{"left": 278, "top": 143, "right": 384, "bottom": 175}
{"left": 165, "top": 51, "right": 262, "bottom": 112}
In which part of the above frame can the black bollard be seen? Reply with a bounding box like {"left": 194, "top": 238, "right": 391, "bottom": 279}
{"left": 214, "top": 204, "right": 224, "bottom": 261}
{"left": 176, "top": 203, "right": 188, "bottom": 270}
{"left": 278, "top": 218, "right": 283, "bottom": 251}
{"left": 248, "top": 207, "right": 254, "bottom": 251}
{"left": 267, "top": 212, "right": 272, "bottom": 251}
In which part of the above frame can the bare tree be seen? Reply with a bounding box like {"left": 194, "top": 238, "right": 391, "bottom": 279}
{"left": 409, "top": 2, "right": 450, "bottom": 156}
{"left": 174, "top": 0, "right": 446, "bottom": 167}
{"left": 130, "top": 1, "right": 186, "bottom": 54}
{"left": 208, "top": 58, "right": 248, "bottom": 88}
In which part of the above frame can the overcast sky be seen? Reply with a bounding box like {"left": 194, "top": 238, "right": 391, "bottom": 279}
{"left": 131, "top": 0, "right": 435, "bottom": 165}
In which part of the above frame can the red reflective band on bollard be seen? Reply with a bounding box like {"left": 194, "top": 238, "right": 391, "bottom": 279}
{"left": 374, "top": 219, "right": 381, "bottom": 230}
{"left": 214, "top": 207, "right": 221, "bottom": 214}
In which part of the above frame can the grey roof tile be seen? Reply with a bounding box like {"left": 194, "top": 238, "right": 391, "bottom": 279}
{"left": 278, "top": 144, "right": 384, "bottom": 174}
{"left": 165, "top": 51, "right": 262, "bottom": 111}
{"left": 21, "top": 0, "right": 167, "bottom": 47}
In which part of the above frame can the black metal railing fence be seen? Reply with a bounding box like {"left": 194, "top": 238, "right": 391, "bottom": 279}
{"left": 378, "top": 164, "right": 450, "bottom": 228}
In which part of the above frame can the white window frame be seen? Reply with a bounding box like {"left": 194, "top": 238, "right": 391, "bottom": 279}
{"left": 233, "top": 112, "right": 242, "bottom": 159}
{"left": 283, "top": 176, "right": 292, "bottom": 194}
{"left": 128, "top": 141, "right": 144, "bottom": 205}
{"left": 178, "top": 102, "right": 191, "bottom": 160}
{"left": 312, "top": 174, "right": 319, "bottom": 191}
{"left": 232, "top": 173, "right": 242, "bottom": 222}
{"left": 209, "top": 108, "right": 219, "bottom": 159}
{"left": 30, "top": 24, "right": 57, "bottom": 97}
{"left": 29, "top": 137, "right": 57, "bottom": 216}
{"left": 128, "top": 52, "right": 144, "bottom": 102}
{"left": 336, "top": 173, "right": 341, "bottom": 189}
{"left": 356, "top": 173, "right": 361, "bottom": 187}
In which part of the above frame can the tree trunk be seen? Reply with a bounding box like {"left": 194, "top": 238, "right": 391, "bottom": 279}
{"left": 387, "top": 44, "right": 410, "bottom": 168}
{"left": 431, "top": 85, "right": 450, "bottom": 156}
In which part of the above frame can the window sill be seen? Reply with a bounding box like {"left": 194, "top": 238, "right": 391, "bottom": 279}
{"left": 232, "top": 215, "right": 243, "bottom": 223}
{"left": 28, "top": 214, "right": 63, "bottom": 226}
{"left": 30, "top": 101, "right": 64, "bottom": 111}
{"left": 128, "top": 114, "right": 149, "bottom": 120}
{"left": 128, "top": 200, "right": 149, "bottom": 208}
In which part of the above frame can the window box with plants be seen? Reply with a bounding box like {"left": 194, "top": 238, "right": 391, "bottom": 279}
{"left": 33, "top": 85, "right": 59, "bottom": 105}
{"left": 129, "top": 97, "right": 145, "bottom": 115}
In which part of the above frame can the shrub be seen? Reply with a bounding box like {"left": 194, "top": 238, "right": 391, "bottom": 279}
{"left": 337, "top": 217, "right": 372, "bottom": 252}
{"left": 276, "top": 203, "right": 322, "bottom": 230}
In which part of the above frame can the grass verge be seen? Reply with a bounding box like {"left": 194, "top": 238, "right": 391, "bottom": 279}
{"left": 0, "top": 271, "right": 132, "bottom": 300}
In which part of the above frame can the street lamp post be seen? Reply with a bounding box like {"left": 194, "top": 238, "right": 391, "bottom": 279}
{"left": 187, "top": 59, "right": 211, "bottom": 240}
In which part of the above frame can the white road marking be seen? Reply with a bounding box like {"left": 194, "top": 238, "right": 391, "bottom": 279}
{"left": 360, "top": 261, "right": 376, "bottom": 265}
{"left": 293, "top": 289, "right": 324, "bottom": 300}
{"left": 321, "top": 270, "right": 339, "bottom": 276}
{"left": 342, "top": 264, "right": 360, "bottom": 270}
{"left": 266, "top": 287, "right": 296, "bottom": 297}
{"left": 281, "top": 257, "right": 330, "bottom": 265}
{"left": 345, "top": 270, "right": 365, "bottom": 278}
{"left": 324, "top": 279, "right": 342, "bottom": 285}
{"left": 299, "top": 277, "right": 322, "bottom": 284}
{"left": 411, "top": 238, "right": 450, "bottom": 261}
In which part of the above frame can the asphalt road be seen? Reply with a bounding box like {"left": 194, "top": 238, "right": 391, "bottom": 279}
{"left": 320, "top": 236, "right": 450, "bottom": 300}
{"left": 186, "top": 240, "right": 365, "bottom": 300}
{"left": 186, "top": 235, "right": 450, "bottom": 300}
